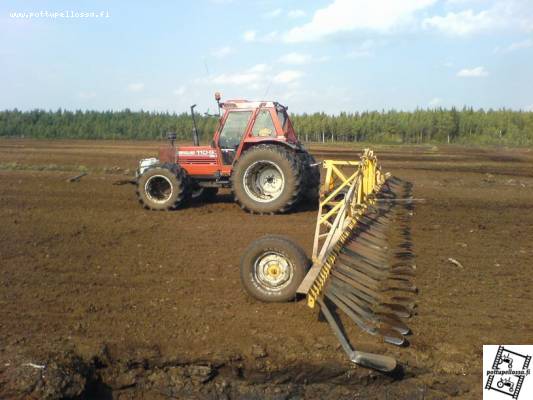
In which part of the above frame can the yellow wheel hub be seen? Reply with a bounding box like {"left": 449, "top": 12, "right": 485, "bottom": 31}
{"left": 255, "top": 253, "right": 292, "bottom": 290}
{"left": 267, "top": 263, "right": 281, "bottom": 277}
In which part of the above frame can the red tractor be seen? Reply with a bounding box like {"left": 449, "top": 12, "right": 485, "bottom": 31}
{"left": 135, "top": 94, "right": 319, "bottom": 214}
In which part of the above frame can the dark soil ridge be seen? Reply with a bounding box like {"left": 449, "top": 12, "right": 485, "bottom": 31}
{"left": 0, "top": 345, "right": 470, "bottom": 400}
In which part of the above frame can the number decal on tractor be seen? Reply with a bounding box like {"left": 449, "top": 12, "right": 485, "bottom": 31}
{"left": 178, "top": 150, "right": 217, "bottom": 158}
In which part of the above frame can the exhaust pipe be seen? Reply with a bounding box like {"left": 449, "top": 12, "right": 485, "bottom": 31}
{"left": 190, "top": 104, "right": 199, "bottom": 146}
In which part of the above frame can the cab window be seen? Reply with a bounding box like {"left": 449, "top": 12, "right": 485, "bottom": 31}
{"left": 277, "top": 110, "right": 287, "bottom": 130}
{"left": 218, "top": 111, "right": 252, "bottom": 149}
{"left": 252, "top": 110, "right": 276, "bottom": 137}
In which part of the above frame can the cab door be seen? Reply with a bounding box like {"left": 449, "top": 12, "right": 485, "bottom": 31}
{"left": 216, "top": 110, "right": 253, "bottom": 165}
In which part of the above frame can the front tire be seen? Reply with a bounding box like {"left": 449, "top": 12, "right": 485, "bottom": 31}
{"left": 231, "top": 144, "right": 302, "bottom": 214}
{"left": 240, "top": 235, "right": 310, "bottom": 302}
{"left": 136, "top": 164, "right": 189, "bottom": 210}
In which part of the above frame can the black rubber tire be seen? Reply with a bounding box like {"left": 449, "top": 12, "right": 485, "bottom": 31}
{"left": 240, "top": 235, "right": 310, "bottom": 302}
{"left": 191, "top": 187, "right": 219, "bottom": 203}
{"left": 136, "top": 164, "right": 189, "bottom": 210}
{"left": 299, "top": 151, "right": 320, "bottom": 203}
{"left": 231, "top": 144, "right": 302, "bottom": 214}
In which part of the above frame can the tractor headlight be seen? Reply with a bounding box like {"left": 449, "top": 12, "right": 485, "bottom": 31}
{"left": 137, "top": 158, "right": 158, "bottom": 176}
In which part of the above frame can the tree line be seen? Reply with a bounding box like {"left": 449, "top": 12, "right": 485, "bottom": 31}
{"left": 1, "top": 108, "right": 532, "bottom": 145}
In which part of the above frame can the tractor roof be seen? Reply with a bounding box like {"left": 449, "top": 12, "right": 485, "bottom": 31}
{"left": 221, "top": 100, "right": 285, "bottom": 110}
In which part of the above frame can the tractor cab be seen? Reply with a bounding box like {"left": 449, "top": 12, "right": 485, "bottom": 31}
{"left": 214, "top": 99, "right": 299, "bottom": 164}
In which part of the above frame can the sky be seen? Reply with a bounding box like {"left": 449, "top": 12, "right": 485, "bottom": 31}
{"left": 1, "top": 0, "right": 532, "bottom": 114}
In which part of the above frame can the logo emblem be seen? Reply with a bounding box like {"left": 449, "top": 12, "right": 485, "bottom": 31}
{"left": 484, "top": 345, "right": 532, "bottom": 399}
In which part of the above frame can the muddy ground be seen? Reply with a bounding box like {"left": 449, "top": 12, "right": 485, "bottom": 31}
{"left": 0, "top": 139, "right": 532, "bottom": 399}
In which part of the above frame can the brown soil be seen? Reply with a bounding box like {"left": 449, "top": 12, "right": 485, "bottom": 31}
{"left": 1, "top": 139, "right": 532, "bottom": 399}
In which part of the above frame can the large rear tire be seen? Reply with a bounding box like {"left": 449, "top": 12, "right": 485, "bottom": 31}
{"left": 299, "top": 151, "right": 320, "bottom": 203}
{"left": 240, "top": 235, "right": 310, "bottom": 302}
{"left": 231, "top": 144, "right": 302, "bottom": 214}
{"left": 136, "top": 164, "right": 189, "bottom": 210}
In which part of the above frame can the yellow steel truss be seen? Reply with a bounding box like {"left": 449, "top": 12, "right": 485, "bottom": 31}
{"left": 296, "top": 149, "right": 387, "bottom": 308}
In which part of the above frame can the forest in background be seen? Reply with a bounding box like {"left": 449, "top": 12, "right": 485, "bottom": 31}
{"left": 1, "top": 108, "right": 532, "bottom": 145}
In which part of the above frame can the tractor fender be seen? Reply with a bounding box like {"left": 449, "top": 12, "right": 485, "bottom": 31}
{"left": 240, "top": 139, "right": 300, "bottom": 155}
{"left": 140, "top": 162, "right": 188, "bottom": 181}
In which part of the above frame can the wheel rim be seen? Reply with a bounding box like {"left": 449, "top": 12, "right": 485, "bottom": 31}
{"left": 253, "top": 252, "right": 293, "bottom": 291}
{"left": 145, "top": 175, "right": 173, "bottom": 204}
{"left": 243, "top": 161, "right": 285, "bottom": 203}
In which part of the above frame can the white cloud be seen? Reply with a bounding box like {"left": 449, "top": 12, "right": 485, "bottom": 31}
{"left": 211, "top": 73, "right": 257, "bottom": 86}
{"left": 508, "top": 39, "right": 533, "bottom": 51}
{"left": 423, "top": 9, "right": 495, "bottom": 35}
{"left": 243, "top": 30, "right": 279, "bottom": 43}
{"left": 428, "top": 97, "right": 442, "bottom": 106}
{"left": 501, "top": 38, "right": 533, "bottom": 53}
{"left": 279, "top": 52, "right": 313, "bottom": 65}
{"left": 199, "top": 64, "right": 302, "bottom": 91}
{"left": 211, "top": 46, "right": 234, "bottom": 58}
{"left": 173, "top": 86, "right": 186, "bottom": 96}
{"left": 346, "top": 39, "right": 376, "bottom": 58}
{"left": 243, "top": 30, "right": 257, "bottom": 42}
{"left": 248, "top": 64, "right": 270, "bottom": 73}
{"left": 283, "top": 0, "right": 436, "bottom": 43}
{"left": 209, "top": 64, "right": 272, "bottom": 86}
{"left": 288, "top": 9, "right": 306, "bottom": 19}
{"left": 525, "top": 104, "right": 533, "bottom": 111}
{"left": 424, "top": 1, "right": 533, "bottom": 36}
{"left": 243, "top": 31, "right": 279, "bottom": 43}
{"left": 445, "top": 0, "right": 483, "bottom": 4}
{"left": 264, "top": 8, "right": 282, "bottom": 18}
{"left": 273, "top": 70, "right": 303, "bottom": 84}
{"left": 457, "top": 66, "right": 488, "bottom": 77}
{"left": 127, "top": 83, "right": 144, "bottom": 92}
{"left": 212, "top": 73, "right": 258, "bottom": 86}
{"left": 261, "top": 31, "right": 279, "bottom": 43}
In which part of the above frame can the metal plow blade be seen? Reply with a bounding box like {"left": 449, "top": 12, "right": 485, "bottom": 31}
{"left": 297, "top": 150, "right": 417, "bottom": 372}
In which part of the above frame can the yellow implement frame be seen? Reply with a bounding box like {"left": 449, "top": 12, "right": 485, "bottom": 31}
{"left": 296, "top": 149, "right": 387, "bottom": 308}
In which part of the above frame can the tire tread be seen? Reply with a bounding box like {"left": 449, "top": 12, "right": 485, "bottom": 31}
{"left": 231, "top": 144, "right": 303, "bottom": 214}
{"left": 136, "top": 163, "right": 189, "bottom": 210}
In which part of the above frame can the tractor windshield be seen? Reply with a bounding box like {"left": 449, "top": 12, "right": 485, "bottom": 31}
{"left": 219, "top": 111, "right": 252, "bottom": 148}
